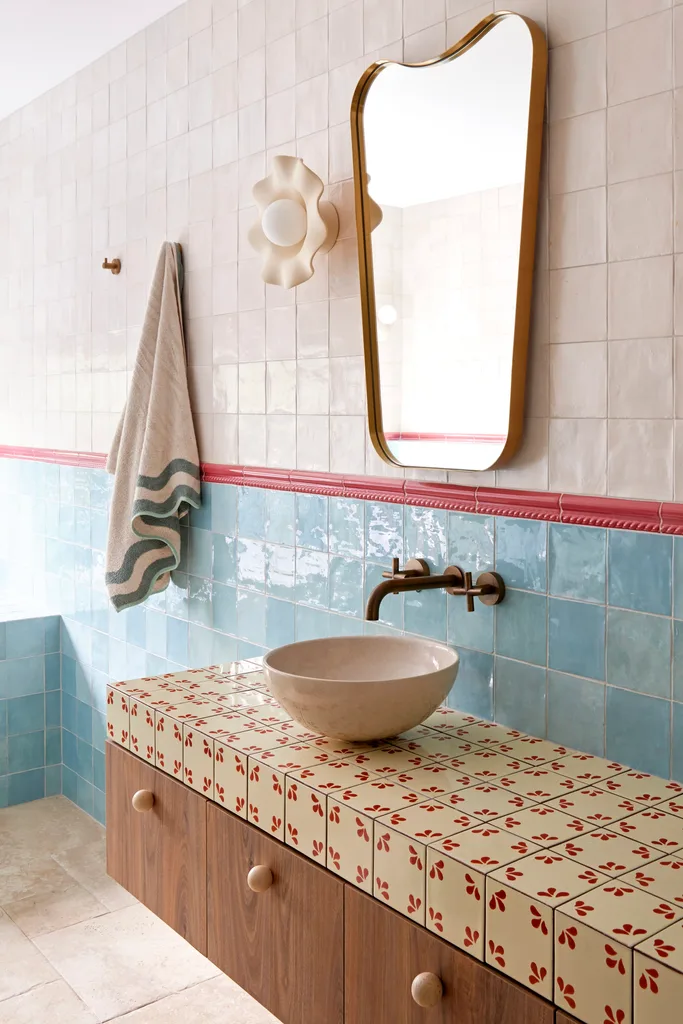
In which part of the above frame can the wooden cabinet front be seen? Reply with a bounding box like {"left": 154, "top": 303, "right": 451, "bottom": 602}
{"left": 556, "top": 1015, "right": 580, "bottom": 1024}
{"left": 345, "top": 887, "right": 554, "bottom": 1024}
{"left": 207, "top": 803, "right": 344, "bottom": 1024}
{"left": 105, "top": 741, "right": 207, "bottom": 953}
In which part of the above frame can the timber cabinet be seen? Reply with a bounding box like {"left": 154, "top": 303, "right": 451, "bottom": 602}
{"left": 106, "top": 742, "right": 554, "bottom": 1024}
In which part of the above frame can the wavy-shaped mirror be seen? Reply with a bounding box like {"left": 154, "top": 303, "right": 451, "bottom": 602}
{"left": 352, "top": 13, "right": 547, "bottom": 472}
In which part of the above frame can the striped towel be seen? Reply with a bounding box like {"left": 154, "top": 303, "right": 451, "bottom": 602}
{"left": 105, "top": 242, "right": 201, "bottom": 611}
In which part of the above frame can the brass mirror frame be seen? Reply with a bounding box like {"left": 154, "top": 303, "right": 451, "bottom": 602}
{"left": 350, "top": 12, "right": 548, "bottom": 472}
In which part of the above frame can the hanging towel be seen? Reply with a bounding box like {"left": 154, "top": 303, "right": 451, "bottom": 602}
{"left": 105, "top": 242, "right": 201, "bottom": 611}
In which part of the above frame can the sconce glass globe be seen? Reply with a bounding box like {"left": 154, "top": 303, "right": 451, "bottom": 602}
{"left": 261, "top": 199, "right": 308, "bottom": 248}
{"left": 378, "top": 304, "right": 398, "bottom": 326}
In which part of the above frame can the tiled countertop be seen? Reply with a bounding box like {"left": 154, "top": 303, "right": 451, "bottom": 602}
{"left": 107, "top": 660, "right": 683, "bottom": 1024}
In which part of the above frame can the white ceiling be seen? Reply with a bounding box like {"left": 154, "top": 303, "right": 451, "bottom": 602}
{"left": 0, "top": 0, "right": 183, "bottom": 120}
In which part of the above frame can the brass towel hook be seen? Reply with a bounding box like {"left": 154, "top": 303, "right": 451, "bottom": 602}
{"left": 102, "top": 258, "right": 121, "bottom": 275}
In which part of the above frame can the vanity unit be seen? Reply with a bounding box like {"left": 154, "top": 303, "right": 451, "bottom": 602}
{"left": 106, "top": 662, "right": 683, "bottom": 1024}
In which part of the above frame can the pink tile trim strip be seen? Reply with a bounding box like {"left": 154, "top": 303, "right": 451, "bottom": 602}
{"left": 0, "top": 445, "right": 678, "bottom": 534}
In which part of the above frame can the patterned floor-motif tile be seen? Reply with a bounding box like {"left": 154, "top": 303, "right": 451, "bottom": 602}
{"left": 247, "top": 744, "right": 331, "bottom": 840}
{"left": 444, "top": 782, "right": 538, "bottom": 820}
{"left": 611, "top": 809, "right": 683, "bottom": 854}
{"left": 286, "top": 758, "right": 378, "bottom": 794}
{"left": 110, "top": 676, "right": 162, "bottom": 694}
{"left": 392, "top": 733, "right": 483, "bottom": 761}
{"left": 427, "top": 825, "right": 540, "bottom": 960}
{"left": 554, "top": 828, "right": 662, "bottom": 876}
{"left": 392, "top": 764, "right": 474, "bottom": 798}
{"left": 244, "top": 704, "right": 292, "bottom": 726}
{"left": 127, "top": 697, "right": 156, "bottom": 764}
{"left": 598, "top": 771, "right": 683, "bottom": 805}
{"left": 421, "top": 708, "right": 481, "bottom": 733}
{"left": 485, "top": 852, "right": 608, "bottom": 1001}
{"left": 344, "top": 746, "right": 436, "bottom": 777}
{"left": 497, "top": 736, "right": 569, "bottom": 765}
{"left": 106, "top": 687, "right": 130, "bottom": 750}
{"left": 556, "top": 883, "right": 683, "bottom": 1024}
{"left": 545, "top": 754, "right": 627, "bottom": 784}
{"left": 444, "top": 749, "right": 527, "bottom": 781}
{"left": 620, "top": 855, "right": 683, "bottom": 908}
{"left": 545, "top": 786, "right": 641, "bottom": 827}
{"left": 181, "top": 723, "right": 215, "bottom": 797}
{"left": 284, "top": 777, "right": 327, "bottom": 863}
{"left": 376, "top": 801, "right": 480, "bottom": 846}
{"left": 494, "top": 805, "right": 591, "bottom": 847}
{"left": 495, "top": 767, "right": 583, "bottom": 802}
{"left": 307, "top": 735, "right": 376, "bottom": 757}
{"left": 373, "top": 820, "right": 428, "bottom": 925}
{"left": 634, "top": 944, "right": 683, "bottom": 1024}
{"left": 451, "top": 720, "right": 524, "bottom": 747}
{"left": 222, "top": 691, "right": 281, "bottom": 714}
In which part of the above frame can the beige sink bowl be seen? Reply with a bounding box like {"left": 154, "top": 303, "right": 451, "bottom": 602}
{"left": 263, "top": 636, "right": 459, "bottom": 741}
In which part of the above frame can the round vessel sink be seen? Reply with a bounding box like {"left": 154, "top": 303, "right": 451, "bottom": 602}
{"left": 263, "top": 635, "right": 459, "bottom": 741}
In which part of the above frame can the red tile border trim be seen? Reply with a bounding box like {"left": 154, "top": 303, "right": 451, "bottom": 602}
{"left": 0, "top": 445, "right": 676, "bottom": 535}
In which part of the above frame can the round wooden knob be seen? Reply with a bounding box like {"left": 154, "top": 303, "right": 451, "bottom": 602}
{"left": 247, "top": 865, "right": 274, "bottom": 892}
{"left": 131, "top": 789, "right": 155, "bottom": 813}
{"left": 411, "top": 972, "right": 443, "bottom": 1008}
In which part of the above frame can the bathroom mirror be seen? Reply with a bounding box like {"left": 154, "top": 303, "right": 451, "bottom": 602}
{"left": 351, "top": 13, "right": 547, "bottom": 472}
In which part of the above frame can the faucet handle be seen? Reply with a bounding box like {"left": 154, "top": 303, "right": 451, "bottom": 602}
{"left": 382, "top": 558, "right": 430, "bottom": 580}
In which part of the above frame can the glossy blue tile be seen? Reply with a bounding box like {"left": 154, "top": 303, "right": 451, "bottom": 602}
{"left": 237, "top": 538, "right": 266, "bottom": 591}
{"left": 675, "top": 621, "right": 683, "bottom": 703}
{"left": 265, "top": 598, "right": 296, "bottom": 649}
{"left": 46, "top": 728, "right": 61, "bottom": 766}
{"left": 211, "top": 484, "right": 237, "bottom": 535}
{"left": 45, "top": 690, "right": 60, "bottom": 728}
{"left": 365, "top": 502, "right": 403, "bottom": 562}
{"left": 266, "top": 490, "right": 296, "bottom": 546}
{"left": 74, "top": 467, "right": 90, "bottom": 507}
{"left": 447, "top": 598, "right": 494, "bottom": 654}
{"left": 188, "top": 528, "right": 213, "bottom": 578}
{"left": 239, "top": 486, "right": 267, "bottom": 540}
{"left": 90, "top": 509, "right": 108, "bottom": 551}
{"left": 188, "top": 624, "right": 214, "bottom": 667}
{"left": 296, "top": 494, "right": 328, "bottom": 551}
{"left": 673, "top": 702, "right": 683, "bottom": 782}
{"left": 295, "top": 549, "right": 329, "bottom": 607}
{"left": 92, "top": 711, "right": 106, "bottom": 753}
{"left": 0, "top": 699, "right": 6, "bottom": 735}
{"left": 76, "top": 699, "right": 93, "bottom": 743}
{"left": 295, "top": 606, "right": 331, "bottom": 642}
{"left": 329, "top": 498, "right": 364, "bottom": 557}
{"left": 0, "top": 777, "right": 7, "bottom": 808}
{"left": 93, "top": 787, "right": 106, "bottom": 825}
{"left": 45, "top": 652, "right": 60, "bottom": 690}
{"left": 59, "top": 465, "right": 75, "bottom": 505}
{"left": 93, "top": 748, "right": 105, "bottom": 791}
{"left": 494, "top": 658, "right": 547, "bottom": 737}
{"left": 7, "top": 693, "right": 44, "bottom": 735}
{"left": 62, "top": 765, "right": 77, "bottom": 802}
{"left": 364, "top": 562, "right": 403, "bottom": 630}
{"left": 405, "top": 589, "right": 447, "bottom": 642}
{"left": 237, "top": 590, "right": 267, "bottom": 646}
{"left": 329, "top": 557, "right": 363, "bottom": 619}
{"left": 188, "top": 576, "right": 212, "bottom": 627}
{"left": 46, "top": 765, "right": 61, "bottom": 797}
{"left": 212, "top": 582, "right": 237, "bottom": 635}
{"left": 8, "top": 732, "right": 44, "bottom": 772}
{"left": 606, "top": 687, "right": 671, "bottom": 777}
{"left": 549, "top": 524, "right": 606, "bottom": 603}
{"left": 211, "top": 631, "right": 238, "bottom": 665}
{"left": 549, "top": 598, "right": 606, "bottom": 681}
{"left": 190, "top": 484, "right": 212, "bottom": 530}
{"left": 674, "top": 537, "right": 683, "bottom": 619}
{"left": 8, "top": 768, "right": 44, "bottom": 805}
{"left": 126, "top": 643, "right": 147, "bottom": 680}
{"left": 446, "top": 649, "right": 493, "bottom": 719}
{"left": 0, "top": 623, "right": 5, "bottom": 660}
{"left": 146, "top": 654, "right": 168, "bottom": 676}
{"left": 547, "top": 671, "right": 605, "bottom": 756}
{"left": 0, "top": 736, "right": 6, "bottom": 774}
{"left": 59, "top": 505, "right": 75, "bottom": 542}
{"left": 77, "top": 738, "right": 94, "bottom": 783}
{"left": 0, "top": 656, "right": 44, "bottom": 698}
{"left": 77, "top": 776, "right": 94, "bottom": 816}
{"left": 6, "top": 618, "right": 44, "bottom": 659}
{"left": 125, "top": 605, "right": 147, "bottom": 649}
{"left": 495, "top": 518, "right": 547, "bottom": 592}
{"left": 266, "top": 543, "right": 296, "bottom": 599}
{"left": 448, "top": 513, "right": 494, "bottom": 571}
{"left": 606, "top": 609, "right": 671, "bottom": 698}
{"left": 329, "top": 614, "right": 363, "bottom": 637}
{"left": 75, "top": 507, "right": 90, "bottom": 547}
{"left": 495, "top": 590, "right": 547, "bottom": 666}
{"left": 108, "top": 638, "right": 127, "bottom": 681}
{"left": 405, "top": 507, "right": 447, "bottom": 564}
{"left": 62, "top": 693, "right": 77, "bottom": 735}
{"left": 608, "top": 531, "right": 672, "bottom": 615}
{"left": 212, "top": 534, "right": 237, "bottom": 584}
{"left": 145, "top": 611, "right": 167, "bottom": 658}
{"left": 166, "top": 573, "right": 190, "bottom": 618}
{"left": 166, "top": 617, "right": 189, "bottom": 665}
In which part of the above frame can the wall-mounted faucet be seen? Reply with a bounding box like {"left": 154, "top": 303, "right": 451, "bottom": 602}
{"left": 365, "top": 558, "right": 505, "bottom": 621}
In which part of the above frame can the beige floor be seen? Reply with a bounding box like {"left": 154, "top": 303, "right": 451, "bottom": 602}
{"left": 0, "top": 797, "right": 279, "bottom": 1023}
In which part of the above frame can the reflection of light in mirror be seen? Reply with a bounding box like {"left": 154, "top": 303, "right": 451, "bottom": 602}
{"left": 378, "top": 304, "right": 397, "bottom": 326}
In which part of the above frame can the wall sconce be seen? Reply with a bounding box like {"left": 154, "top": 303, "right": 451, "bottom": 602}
{"left": 248, "top": 155, "right": 339, "bottom": 288}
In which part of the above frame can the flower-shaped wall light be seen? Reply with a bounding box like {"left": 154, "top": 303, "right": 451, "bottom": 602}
{"left": 248, "top": 155, "right": 339, "bottom": 289}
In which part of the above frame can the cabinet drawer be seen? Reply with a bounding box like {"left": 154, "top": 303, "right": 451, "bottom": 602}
{"left": 345, "top": 887, "right": 554, "bottom": 1024}
{"left": 105, "top": 742, "right": 207, "bottom": 953}
{"left": 207, "top": 803, "right": 344, "bottom": 1024}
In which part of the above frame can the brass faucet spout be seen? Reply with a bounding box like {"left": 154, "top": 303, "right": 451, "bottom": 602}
{"left": 365, "top": 573, "right": 459, "bottom": 621}
{"left": 364, "top": 560, "right": 506, "bottom": 621}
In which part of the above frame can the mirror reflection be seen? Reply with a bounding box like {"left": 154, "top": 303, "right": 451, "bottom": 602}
{"left": 353, "top": 14, "right": 547, "bottom": 471}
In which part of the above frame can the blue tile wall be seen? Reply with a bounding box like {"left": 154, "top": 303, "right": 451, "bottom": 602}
{"left": 1, "top": 458, "right": 683, "bottom": 822}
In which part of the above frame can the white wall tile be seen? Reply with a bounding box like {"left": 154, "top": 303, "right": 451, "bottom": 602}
{"left": 549, "top": 418, "right": 607, "bottom": 494}
{"left": 608, "top": 419, "right": 673, "bottom": 498}
{"left": 549, "top": 34, "right": 607, "bottom": 121}
{"left": 609, "top": 337, "right": 674, "bottom": 419}
{"left": 549, "top": 187, "right": 606, "bottom": 268}
{"left": 608, "top": 0, "right": 671, "bottom": 30}
{"left": 608, "top": 255, "right": 674, "bottom": 339}
{"left": 549, "top": 111, "right": 606, "bottom": 195}
{"left": 548, "top": 0, "right": 606, "bottom": 47}
{"left": 607, "top": 174, "right": 673, "bottom": 261}
{"left": 608, "top": 91, "right": 673, "bottom": 183}
{"left": 550, "top": 342, "right": 607, "bottom": 417}
{"left": 607, "top": 10, "right": 672, "bottom": 106}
